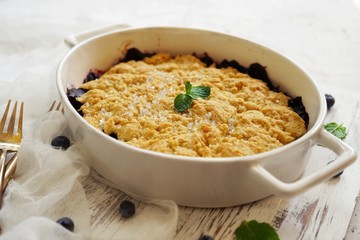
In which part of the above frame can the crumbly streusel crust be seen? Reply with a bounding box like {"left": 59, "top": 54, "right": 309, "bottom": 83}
{"left": 77, "top": 53, "right": 306, "bottom": 157}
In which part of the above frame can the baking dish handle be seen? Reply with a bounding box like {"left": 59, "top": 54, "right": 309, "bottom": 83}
{"left": 251, "top": 129, "right": 357, "bottom": 198}
{"left": 64, "top": 23, "right": 130, "bottom": 48}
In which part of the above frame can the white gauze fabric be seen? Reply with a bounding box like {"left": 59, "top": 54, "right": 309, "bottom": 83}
{"left": 0, "top": 111, "right": 91, "bottom": 239}
{"left": 0, "top": 111, "right": 178, "bottom": 239}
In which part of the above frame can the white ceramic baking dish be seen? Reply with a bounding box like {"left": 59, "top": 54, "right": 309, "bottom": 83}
{"left": 56, "top": 26, "right": 357, "bottom": 207}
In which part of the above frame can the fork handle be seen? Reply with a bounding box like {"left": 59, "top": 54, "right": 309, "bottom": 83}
{"left": 0, "top": 149, "right": 7, "bottom": 209}
{"left": 2, "top": 153, "right": 17, "bottom": 192}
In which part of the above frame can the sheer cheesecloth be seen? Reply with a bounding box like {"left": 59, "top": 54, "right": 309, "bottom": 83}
{"left": 0, "top": 111, "right": 178, "bottom": 240}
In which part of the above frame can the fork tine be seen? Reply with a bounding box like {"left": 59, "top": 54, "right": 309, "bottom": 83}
{"left": 0, "top": 100, "right": 23, "bottom": 213}
{"left": 48, "top": 101, "right": 56, "bottom": 111}
{"left": 0, "top": 100, "right": 11, "bottom": 132}
{"left": 49, "top": 101, "right": 64, "bottom": 113}
{"left": 7, "top": 101, "right": 18, "bottom": 134}
{"left": 55, "top": 102, "right": 62, "bottom": 111}
{"left": 19, "top": 102, "right": 24, "bottom": 134}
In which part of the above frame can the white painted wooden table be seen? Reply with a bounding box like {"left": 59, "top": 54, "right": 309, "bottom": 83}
{"left": 1, "top": 0, "right": 360, "bottom": 239}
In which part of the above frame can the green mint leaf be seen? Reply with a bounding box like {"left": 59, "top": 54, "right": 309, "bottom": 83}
{"left": 188, "top": 86, "right": 211, "bottom": 99}
{"left": 185, "top": 81, "right": 192, "bottom": 94}
{"left": 174, "top": 82, "right": 211, "bottom": 112}
{"left": 324, "top": 122, "right": 347, "bottom": 140}
{"left": 235, "top": 220, "right": 280, "bottom": 240}
{"left": 174, "top": 93, "right": 193, "bottom": 112}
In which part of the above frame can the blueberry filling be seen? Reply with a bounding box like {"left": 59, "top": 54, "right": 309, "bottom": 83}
{"left": 84, "top": 69, "right": 104, "bottom": 83}
{"left": 288, "top": 96, "right": 309, "bottom": 128}
{"left": 218, "top": 59, "right": 247, "bottom": 74}
{"left": 247, "top": 63, "right": 278, "bottom": 92}
{"left": 67, "top": 87, "right": 86, "bottom": 116}
{"left": 56, "top": 217, "right": 75, "bottom": 232}
{"left": 121, "top": 47, "right": 155, "bottom": 62}
{"left": 195, "top": 53, "right": 214, "bottom": 67}
{"left": 109, "top": 132, "right": 118, "bottom": 140}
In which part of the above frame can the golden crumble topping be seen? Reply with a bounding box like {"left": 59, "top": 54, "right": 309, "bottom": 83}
{"left": 77, "top": 53, "right": 306, "bottom": 157}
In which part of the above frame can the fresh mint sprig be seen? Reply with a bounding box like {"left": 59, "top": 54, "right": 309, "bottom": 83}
{"left": 235, "top": 220, "right": 280, "bottom": 240}
{"left": 324, "top": 122, "right": 347, "bottom": 140}
{"left": 174, "top": 93, "right": 193, "bottom": 112}
{"left": 174, "top": 81, "right": 210, "bottom": 112}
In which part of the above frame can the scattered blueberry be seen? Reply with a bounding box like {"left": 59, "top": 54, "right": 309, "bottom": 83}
{"left": 198, "top": 234, "right": 214, "bottom": 240}
{"left": 51, "top": 136, "right": 71, "bottom": 150}
{"left": 332, "top": 171, "right": 344, "bottom": 178}
{"left": 119, "top": 200, "right": 136, "bottom": 218}
{"left": 327, "top": 160, "right": 344, "bottom": 178}
{"left": 56, "top": 217, "right": 74, "bottom": 232}
{"left": 325, "top": 94, "right": 335, "bottom": 110}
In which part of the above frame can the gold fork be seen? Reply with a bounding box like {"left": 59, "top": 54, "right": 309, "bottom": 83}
{"left": 48, "top": 100, "right": 64, "bottom": 113}
{"left": 0, "top": 100, "right": 24, "bottom": 208}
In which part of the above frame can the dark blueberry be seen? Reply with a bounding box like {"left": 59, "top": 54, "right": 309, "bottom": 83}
{"left": 67, "top": 88, "right": 86, "bottom": 99}
{"left": 247, "top": 63, "right": 267, "bottom": 79}
{"left": 86, "top": 72, "right": 98, "bottom": 81}
{"left": 247, "top": 63, "right": 277, "bottom": 91}
{"left": 119, "top": 200, "right": 136, "bottom": 218}
{"left": 288, "top": 97, "right": 309, "bottom": 128}
{"left": 51, "top": 136, "right": 71, "bottom": 150}
{"left": 109, "top": 132, "right": 118, "bottom": 140}
{"left": 332, "top": 171, "right": 344, "bottom": 178}
{"left": 196, "top": 53, "right": 214, "bottom": 67}
{"left": 325, "top": 94, "right": 335, "bottom": 110}
{"left": 84, "top": 69, "right": 104, "bottom": 83}
{"left": 217, "top": 59, "right": 229, "bottom": 68}
{"left": 229, "top": 60, "right": 247, "bottom": 73}
{"left": 327, "top": 160, "right": 344, "bottom": 178}
{"left": 198, "top": 234, "right": 214, "bottom": 240}
{"left": 56, "top": 217, "right": 74, "bottom": 232}
{"left": 217, "top": 59, "right": 247, "bottom": 73}
{"left": 122, "top": 48, "right": 154, "bottom": 62}
{"left": 67, "top": 87, "right": 86, "bottom": 114}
